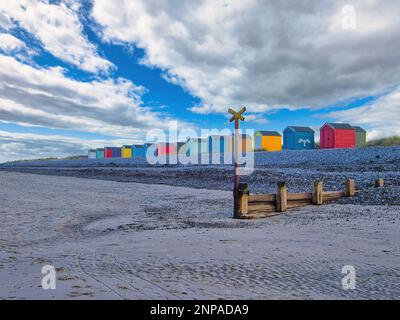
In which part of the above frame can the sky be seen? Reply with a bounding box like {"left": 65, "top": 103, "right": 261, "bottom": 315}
{"left": 0, "top": 0, "right": 399, "bottom": 162}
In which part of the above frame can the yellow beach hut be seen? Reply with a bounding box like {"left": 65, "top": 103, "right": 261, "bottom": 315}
{"left": 121, "top": 145, "right": 132, "bottom": 158}
{"left": 254, "top": 131, "right": 282, "bottom": 152}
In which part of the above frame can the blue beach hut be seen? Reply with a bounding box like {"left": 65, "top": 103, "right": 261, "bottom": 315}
{"left": 208, "top": 135, "right": 232, "bottom": 154}
{"left": 113, "top": 147, "right": 122, "bottom": 158}
{"left": 132, "top": 144, "right": 146, "bottom": 157}
{"left": 283, "top": 126, "right": 315, "bottom": 150}
{"left": 96, "top": 148, "right": 104, "bottom": 159}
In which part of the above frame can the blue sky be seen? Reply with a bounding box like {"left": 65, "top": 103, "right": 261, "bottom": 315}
{"left": 0, "top": 1, "right": 399, "bottom": 162}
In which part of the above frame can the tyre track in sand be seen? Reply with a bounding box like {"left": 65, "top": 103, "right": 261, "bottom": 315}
{"left": 111, "top": 251, "right": 183, "bottom": 300}
{"left": 77, "top": 247, "right": 183, "bottom": 299}
{"left": 77, "top": 248, "right": 127, "bottom": 300}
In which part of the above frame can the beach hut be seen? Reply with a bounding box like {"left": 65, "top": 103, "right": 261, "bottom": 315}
{"left": 104, "top": 147, "right": 114, "bottom": 158}
{"left": 143, "top": 143, "right": 156, "bottom": 158}
{"left": 353, "top": 126, "right": 367, "bottom": 147}
{"left": 186, "top": 138, "right": 207, "bottom": 156}
{"left": 254, "top": 131, "right": 282, "bottom": 152}
{"left": 121, "top": 145, "right": 132, "bottom": 158}
{"left": 132, "top": 144, "right": 146, "bottom": 157}
{"left": 283, "top": 126, "right": 315, "bottom": 150}
{"left": 177, "top": 142, "right": 187, "bottom": 155}
{"left": 156, "top": 143, "right": 176, "bottom": 156}
{"left": 113, "top": 147, "right": 122, "bottom": 158}
{"left": 96, "top": 148, "right": 104, "bottom": 159}
{"left": 88, "top": 149, "right": 96, "bottom": 159}
{"left": 208, "top": 135, "right": 233, "bottom": 153}
{"left": 320, "top": 123, "right": 355, "bottom": 149}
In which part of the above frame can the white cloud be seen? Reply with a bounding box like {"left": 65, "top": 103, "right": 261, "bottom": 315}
{"left": 0, "top": 0, "right": 112, "bottom": 73}
{"left": 92, "top": 0, "right": 400, "bottom": 119}
{"left": 0, "top": 1, "right": 196, "bottom": 163}
{"left": 0, "top": 54, "right": 192, "bottom": 140}
{"left": 0, "top": 33, "right": 26, "bottom": 52}
{"left": 0, "top": 11, "right": 13, "bottom": 29}
{"left": 240, "top": 113, "right": 268, "bottom": 124}
{"left": 327, "top": 87, "right": 400, "bottom": 140}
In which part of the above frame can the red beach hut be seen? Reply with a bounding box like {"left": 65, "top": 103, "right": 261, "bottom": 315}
{"left": 104, "top": 147, "right": 114, "bottom": 158}
{"left": 156, "top": 143, "right": 176, "bottom": 156}
{"left": 320, "top": 123, "right": 355, "bottom": 149}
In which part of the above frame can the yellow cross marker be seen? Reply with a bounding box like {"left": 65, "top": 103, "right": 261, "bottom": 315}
{"left": 228, "top": 107, "right": 246, "bottom": 122}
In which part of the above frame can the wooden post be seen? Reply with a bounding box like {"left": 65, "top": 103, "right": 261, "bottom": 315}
{"left": 237, "top": 183, "right": 249, "bottom": 218}
{"left": 313, "top": 181, "right": 323, "bottom": 205}
{"left": 233, "top": 118, "right": 239, "bottom": 217}
{"left": 229, "top": 107, "right": 246, "bottom": 218}
{"left": 375, "top": 178, "right": 384, "bottom": 187}
{"left": 345, "top": 179, "right": 356, "bottom": 197}
{"left": 276, "top": 182, "right": 288, "bottom": 212}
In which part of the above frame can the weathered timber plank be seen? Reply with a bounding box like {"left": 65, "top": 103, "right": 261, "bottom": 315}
{"left": 287, "top": 200, "right": 312, "bottom": 208}
{"left": 375, "top": 178, "right": 384, "bottom": 187}
{"left": 240, "top": 211, "right": 283, "bottom": 219}
{"left": 323, "top": 191, "right": 345, "bottom": 197}
{"left": 238, "top": 183, "right": 249, "bottom": 217}
{"left": 247, "top": 203, "right": 276, "bottom": 212}
{"left": 277, "top": 182, "right": 288, "bottom": 212}
{"left": 313, "top": 181, "right": 323, "bottom": 205}
{"left": 323, "top": 191, "right": 344, "bottom": 202}
{"left": 287, "top": 192, "right": 313, "bottom": 201}
{"left": 345, "top": 179, "right": 356, "bottom": 197}
{"left": 248, "top": 194, "right": 276, "bottom": 202}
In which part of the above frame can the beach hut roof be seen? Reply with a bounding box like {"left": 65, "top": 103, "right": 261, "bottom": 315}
{"left": 286, "top": 126, "right": 314, "bottom": 133}
{"left": 256, "top": 131, "right": 281, "bottom": 137}
{"left": 352, "top": 126, "right": 366, "bottom": 133}
{"left": 324, "top": 123, "right": 354, "bottom": 130}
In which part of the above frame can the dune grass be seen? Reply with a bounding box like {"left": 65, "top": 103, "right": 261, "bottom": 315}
{"left": 367, "top": 135, "right": 400, "bottom": 147}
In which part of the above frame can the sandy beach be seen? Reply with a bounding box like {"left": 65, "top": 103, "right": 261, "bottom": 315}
{"left": 1, "top": 171, "right": 399, "bottom": 299}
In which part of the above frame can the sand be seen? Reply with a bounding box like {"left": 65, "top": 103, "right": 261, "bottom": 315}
{"left": 0, "top": 171, "right": 399, "bottom": 299}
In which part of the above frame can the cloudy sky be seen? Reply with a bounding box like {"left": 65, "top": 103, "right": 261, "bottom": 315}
{"left": 0, "top": 0, "right": 399, "bottom": 162}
